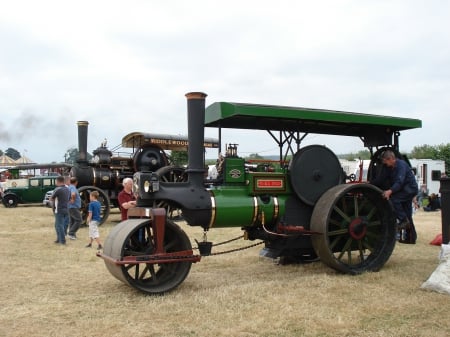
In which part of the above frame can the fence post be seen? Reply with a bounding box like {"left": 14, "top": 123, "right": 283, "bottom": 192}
{"left": 439, "top": 177, "right": 450, "bottom": 244}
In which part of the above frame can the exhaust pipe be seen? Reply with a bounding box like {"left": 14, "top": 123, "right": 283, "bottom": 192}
{"left": 76, "top": 121, "right": 89, "bottom": 166}
{"left": 185, "top": 92, "right": 207, "bottom": 187}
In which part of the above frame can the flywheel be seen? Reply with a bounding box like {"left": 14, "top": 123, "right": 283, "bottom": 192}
{"left": 289, "top": 145, "right": 344, "bottom": 205}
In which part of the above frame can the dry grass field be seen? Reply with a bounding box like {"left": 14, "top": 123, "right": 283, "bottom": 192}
{"left": 0, "top": 205, "right": 449, "bottom": 337}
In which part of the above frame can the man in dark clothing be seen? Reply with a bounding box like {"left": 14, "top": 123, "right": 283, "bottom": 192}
{"left": 370, "top": 150, "right": 418, "bottom": 243}
{"left": 67, "top": 177, "right": 82, "bottom": 239}
{"left": 52, "top": 176, "right": 71, "bottom": 245}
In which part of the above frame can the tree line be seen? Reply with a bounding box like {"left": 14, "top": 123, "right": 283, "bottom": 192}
{"left": 342, "top": 144, "right": 449, "bottom": 174}
{"left": 3, "top": 143, "right": 449, "bottom": 174}
{"left": 0, "top": 148, "right": 21, "bottom": 160}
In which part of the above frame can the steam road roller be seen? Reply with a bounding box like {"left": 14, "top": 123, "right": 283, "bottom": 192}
{"left": 98, "top": 92, "right": 422, "bottom": 294}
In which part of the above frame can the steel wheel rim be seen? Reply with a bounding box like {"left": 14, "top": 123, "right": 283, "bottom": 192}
{"left": 103, "top": 219, "right": 192, "bottom": 294}
{"left": 311, "top": 184, "right": 396, "bottom": 274}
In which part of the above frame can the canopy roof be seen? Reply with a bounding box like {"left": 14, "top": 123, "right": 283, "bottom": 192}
{"left": 205, "top": 102, "right": 422, "bottom": 137}
{"left": 122, "top": 132, "right": 219, "bottom": 151}
{"left": 12, "top": 163, "right": 73, "bottom": 170}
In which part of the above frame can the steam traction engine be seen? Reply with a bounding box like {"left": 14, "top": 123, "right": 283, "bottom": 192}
{"left": 70, "top": 121, "right": 218, "bottom": 224}
{"left": 98, "top": 92, "right": 422, "bottom": 294}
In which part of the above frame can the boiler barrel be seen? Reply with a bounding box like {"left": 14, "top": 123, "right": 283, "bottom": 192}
{"left": 207, "top": 188, "right": 287, "bottom": 228}
{"left": 71, "top": 166, "right": 118, "bottom": 190}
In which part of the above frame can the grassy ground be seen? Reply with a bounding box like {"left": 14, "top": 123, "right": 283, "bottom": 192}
{"left": 0, "top": 205, "right": 448, "bottom": 337}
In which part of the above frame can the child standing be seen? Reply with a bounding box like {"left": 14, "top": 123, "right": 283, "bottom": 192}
{"left": 85, "top": 191, "right": 103, "bottom": 249}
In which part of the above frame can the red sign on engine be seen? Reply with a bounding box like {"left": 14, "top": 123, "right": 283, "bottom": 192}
{"left": 256, "top": 179, "right": 283, "bottom": 188}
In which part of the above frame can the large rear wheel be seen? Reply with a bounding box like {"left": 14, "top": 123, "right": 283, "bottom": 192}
{"left": 311, "top": 183, "right": 396, "bottom": 274}
{"left": 103, "top": 219, "right": 192, "bottom": 294}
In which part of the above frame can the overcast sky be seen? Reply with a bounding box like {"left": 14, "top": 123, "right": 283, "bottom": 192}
{"left": 1, "top": 0, "right": 449, "bottom": 163}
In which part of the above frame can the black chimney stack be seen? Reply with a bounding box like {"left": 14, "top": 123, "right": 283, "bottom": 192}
{"left": 185, "top": 92, "right": 207, "bottom": 187}
{"left": 76, "top": 121, "right": 89, "bottom": 166}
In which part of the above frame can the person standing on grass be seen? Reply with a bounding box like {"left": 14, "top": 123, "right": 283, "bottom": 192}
{"left": 51, "top": 176, "right": 70, "bottom": 245}
{"left": 370, "top": 150, "right": 418, "bottom": 244}
{"left": 63, "top": 176, "right": 71, "bottom": 235}
{"left": 118, "top": 177, "right": 136, "bottom": 221}
{"left": 67, "top": 177, "right": 82, "bottom": 240}
{"left": 85, "top": 190, "right": 103, "bottom": 250}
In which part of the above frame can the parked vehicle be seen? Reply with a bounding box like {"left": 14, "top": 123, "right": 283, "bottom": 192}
{"left": 43, "top": 189, "right": 54, "bottom": 207}
{"left": 1, "top": 176, "right": 57, "bottom": 207}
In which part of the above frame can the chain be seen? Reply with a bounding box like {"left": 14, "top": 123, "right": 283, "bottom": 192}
{"left": 208, "top": 240, "right": 264, "bottom": 256}
{"left": 193, "top": 234, "right": 264, "bottom": 256}
{"left": 211, "top": 235, "right": 244, "bottom": 247}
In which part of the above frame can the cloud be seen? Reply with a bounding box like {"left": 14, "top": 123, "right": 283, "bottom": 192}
{"left": 0, "top": 0, "right": 449, "bottom": 163}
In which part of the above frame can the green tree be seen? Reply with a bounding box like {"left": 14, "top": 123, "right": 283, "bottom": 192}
{"left": 64, "top": 147, "right": 92, "bottom": 164}
{"left": 356, "top": 149, "right": 371, "bottom": 160}
{"left": 0, "top": 149, "right": 3, "bottom": 156}
{"left": 411, "top": 143, "right": 450, "bottom": 175}
{"left": 247, "top": 153, "right": 263, "bottom": 159}
{"left": 169, "top": 151, "right": 188, "bottom": 166}
{"left": 205, "top": 159, "right": 217, "bottom": 165}
{"left": 64, "top": 147, "right": 78, "bottom": 164}
{"left": 435, "top": 144, "right": 450, "bottom": 175}
{"left": 5, "top": 148, "right": 21, "bottom": 160}
{"left": 342, "top": 150, "right": 370, "bottom": 161}
{"left": 410, "top": 144, "right": 438, "bottom": 159}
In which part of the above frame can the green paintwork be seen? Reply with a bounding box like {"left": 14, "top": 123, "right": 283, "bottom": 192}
{"left": 206, "top": 170, "right": 292, "bottom": 228}
{"left": 205, "top": 102, "right": 422, "bottom": 137}
{"left": 223, "top": 157, "right": 246, "bottom": 184}
{"left": 2, "top": 176, "right": 57, "bottom": 205}
{"left": 208, "top": 185, "right": 288, "bottom": 228}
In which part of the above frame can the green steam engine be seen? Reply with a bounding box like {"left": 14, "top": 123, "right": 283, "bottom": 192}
{"left": 98, "top": 92, "right": 421, "bottom": 294}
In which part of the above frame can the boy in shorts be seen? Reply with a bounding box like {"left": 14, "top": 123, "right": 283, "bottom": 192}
{"left": 85, "top": 191, "right": 103, "bottom": 249}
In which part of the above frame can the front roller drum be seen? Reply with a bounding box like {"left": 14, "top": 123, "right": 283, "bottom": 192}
{"left": 311, "top": 183, "right": 397, "bottom": 274}
{"left": 102, "top": 218, "right": 193, "bottom": 294}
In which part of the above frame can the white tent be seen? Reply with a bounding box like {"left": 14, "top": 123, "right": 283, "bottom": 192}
{"left": 0, "top": 155, "right": 16, "bottom": 166}
{"left": 15, "top": 155, "right": 35, "bottom": 164}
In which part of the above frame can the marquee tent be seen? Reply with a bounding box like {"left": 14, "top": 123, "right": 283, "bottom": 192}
{"left": 0, "top": 155, "right": 16, "bottom": 166}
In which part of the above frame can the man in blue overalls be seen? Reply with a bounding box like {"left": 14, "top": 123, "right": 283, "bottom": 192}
{"left": 371, "top": 150, "right": 418, "bottom": 244}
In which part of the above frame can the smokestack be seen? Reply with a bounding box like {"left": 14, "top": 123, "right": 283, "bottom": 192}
{"left": 76, "top": 121, "right": 89, "bottom": 165}
{"left": 185, "top": 92, "right": 207, "bottom": 186}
